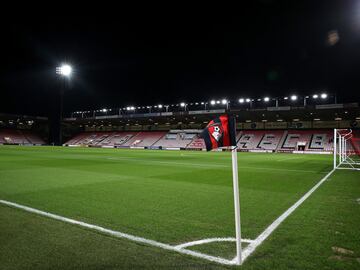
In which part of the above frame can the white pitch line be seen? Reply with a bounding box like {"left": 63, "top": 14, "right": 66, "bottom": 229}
{"left": 0, "top": 200, "right": 235, "bottom": 266}
{"left": 107, "top": 157, "right": 228, "bottom": 168}
{"left": 174, "top": 237, "right": 254, "bottom": 250}
{"left": 276, "top": 157, "right": 301, "bottom": 162}
{"left": 107, "top": 157, "right": 326, "bottom": 173}
{"left": 241, "top": 169, "right": 336, "bottom": 262}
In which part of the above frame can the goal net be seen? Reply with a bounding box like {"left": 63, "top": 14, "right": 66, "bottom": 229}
{"left": 334, "top": 129, "right": 360, "bottom": 171}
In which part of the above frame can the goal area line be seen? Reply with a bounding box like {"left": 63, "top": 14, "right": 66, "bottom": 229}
{"left": 0, "top": 169, "right": 335, "bottom": 266}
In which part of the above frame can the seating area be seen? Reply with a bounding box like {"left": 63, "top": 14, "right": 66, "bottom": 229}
{"left": 64, "top": 131, "right": 166, "bottom": 148}
{"left": 186, "top": 138, "right": 206, "bottom": 149}
{"left": 350, "top": 131, "right": 360, "bottom": 155}
{"left": 237, "top": 130, "right": 284, "bottom": 151}
{"left": 122, "top": 132, "right": 166, "bottom": 147}
{"left": 279, "top": 130, "right": 334, "bottom": 152}
{"left": 152, "top": 130, "right": 199, "bottom": 149}
{"left": 65, "top": 132, "right": 138, "bottom": 147}
{"left": 0, "top": 129, "right": 45, "bottom": 145}
{"left": 64, "top": 129, "right": 340, "bottom": 153}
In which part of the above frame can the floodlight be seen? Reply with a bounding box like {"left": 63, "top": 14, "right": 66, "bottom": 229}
{"left": 239, "top": 98, "right": 245, "bottom": 103}
{"left": 245, "top": 98, "right": 251, "bottom": 103}
{"left": 221, "top": 99, "right": 227, "bottom": 105}
{"left": 290, "top": 95, "right": 297, "bottom": 101}
{"left": 158, "top": 104, "right": 163, "bottom": 108}
{"left": 284, "top": 97, "right": 289, "bottom": 100}
{"left": 313, "top": 94, "right": 319, "bottom": 99}
{"left": 216, "top": 100, "right": 220, "bottom": 104}
{"left": 56, "top": 64, "right": 72, "bottom": 77}
{"left": 210, "top": 100, "right": 216, "bottom": 105}
{"left": 321, "top": 93, "right": 328, "bottom": 99}
{"left": 180, "top": 102, "right": 186, "bottom": 107}
{"left": 264, "top": 97, "right": 270, "bottom": 102}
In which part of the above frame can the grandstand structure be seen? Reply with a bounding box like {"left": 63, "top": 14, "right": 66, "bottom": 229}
{"left": 1, "top": 101, "right": 360, "bottom": 151}
{"left": 0, "top": 129, "right": 46, "bottom": 145}
{"left": 0, "top": 114, "right": 47, "bottom": 145}
{"left": 63, "top": 129, "right": 345, "bottom": 154}
{"left": 59, "top": 101, "right": 360, "bottom": 153}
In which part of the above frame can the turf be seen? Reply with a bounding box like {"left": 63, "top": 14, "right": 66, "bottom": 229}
{"left": 0, "top": 145, "right": 359, "bottom": 269}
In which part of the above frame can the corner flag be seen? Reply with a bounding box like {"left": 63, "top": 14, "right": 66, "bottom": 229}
{"left": 200, "top": 114, "right": 237, "bottom": 151}
{"left": 200, "top": 114, "right": 243, "bottom": 265}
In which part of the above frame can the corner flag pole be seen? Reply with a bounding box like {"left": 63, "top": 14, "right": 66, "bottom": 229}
{"left": 231, "top": 146, "right": 242, "bottom": 265}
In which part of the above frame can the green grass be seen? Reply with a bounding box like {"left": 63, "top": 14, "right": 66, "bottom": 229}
{"left": 0, "top": 145, "right": 359, "bottom": 269}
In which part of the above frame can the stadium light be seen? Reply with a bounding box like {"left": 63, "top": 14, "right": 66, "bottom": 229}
{"left": 158, "top": 104, "right": 163, "bottom": 109}
{"left": 313, "top": 94, "right": 319, "bottom": 99}
{"left": 321, "top": 93, "right": 328, "bottom": 99}
{"left": 180, "top": 102, "right": 186, "bottom": 107}
{"left": 216, "top": 100, "right": 220, "bottom": 104}
{"left": 264, "top": 97, "right": 270, "bottom": 102}
{"left": 56, "top": 64, "right": 72, "bottom": 77}
{"left": 290, "top": 95, "right": 297, "bottom": 101}
{"left": 210, "top": 100, "right": 216, "bottom": 105}
{"left": 221, "top": 99, "right": 227, "bottom": 105}
{"left": 245, "top": 98, "right": 251, "bottom": 103}
{"left": 239, "top": 98, "right": 245, "bottom": 103}
{"left": 284, "top": 97, "right": 289, "bottom": 100}
{"left": 55, "top": 63, "right": 73, "bottom": 145}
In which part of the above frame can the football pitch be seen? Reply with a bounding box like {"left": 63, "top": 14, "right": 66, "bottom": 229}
{"left": 0, "top": 146, "right": 359, "bottom": 269}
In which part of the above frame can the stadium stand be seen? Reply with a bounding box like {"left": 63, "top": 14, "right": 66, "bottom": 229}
{"left": 0, "top": 129, "right": 45, "bottom": 145}
{"left": 186, "top": 137, "right": 206, "bottom": 150}
{"left": 152, "top": 130, "right": 199, "bottom": 149}
{"left": 65, "top": 129, "right": 339, "bottom": 153}
{"left": 278, "top": 130, "right": 334, "bottom": 152}
{"left": 65, "top": 132, "right": 138, "bottom": 147}
{"left": 64, "top": 131, "right": 166, "bottom": 148}
{"left": 97, "top": 132, "right": 138, "bottom": 147}
{"left": 122, "top": 132, "right": 166, "bottom": 147}
{"left": 237, "top": 130, "right": 284, "bottom": 151}
{"left": 350, "top": 130, "right": 360, "bottom": 155}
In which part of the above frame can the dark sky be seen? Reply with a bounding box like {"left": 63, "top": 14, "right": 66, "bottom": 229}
{"left": 1, "top": 1, "right": 360, "bottom": 116}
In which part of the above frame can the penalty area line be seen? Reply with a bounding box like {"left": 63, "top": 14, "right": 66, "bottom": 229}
{"left": 241, "top": 168, "right": 336, "bottom": 262}
{"left": 0, "top": 199, "right": 235, "bottom": 266}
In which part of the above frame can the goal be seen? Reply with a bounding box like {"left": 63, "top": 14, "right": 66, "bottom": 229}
{"left": 334, "top": 129, "right": 360, "bottom": 171}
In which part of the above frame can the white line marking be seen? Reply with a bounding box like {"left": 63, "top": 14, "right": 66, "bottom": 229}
{"left": 174, "top": 237, "right": 254, "bottom": 249}
{"left": 0, "top": 199, "right": 235, "bottom": 266}
{"left": 276, "top": 157, "right": 301, "bottom": 162}
{"left": 107, "top": 157, "right": 228, "bottom": 168}
{"left": 107, "top": 157, "right": 325, "bottom": 173}
{"left": 241, "top": 169, "right": 336, "bottom": 262}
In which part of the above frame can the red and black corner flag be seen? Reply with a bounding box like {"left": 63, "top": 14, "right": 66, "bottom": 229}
{"left": 200, "top": 114, "right": 237, "bottom": 151}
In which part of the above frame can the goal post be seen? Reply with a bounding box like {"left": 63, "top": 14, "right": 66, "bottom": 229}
{"left": 334, "top": 129, "right": 360, "bottom": 171}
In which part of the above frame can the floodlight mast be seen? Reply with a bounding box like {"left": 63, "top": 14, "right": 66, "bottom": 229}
{"left": 56, "top": 64, "right": 72, "bottom": 145}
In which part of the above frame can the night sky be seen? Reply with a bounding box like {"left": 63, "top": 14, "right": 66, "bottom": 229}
{"left": 1, "top": 1, "right": 360, "bottom": 116}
